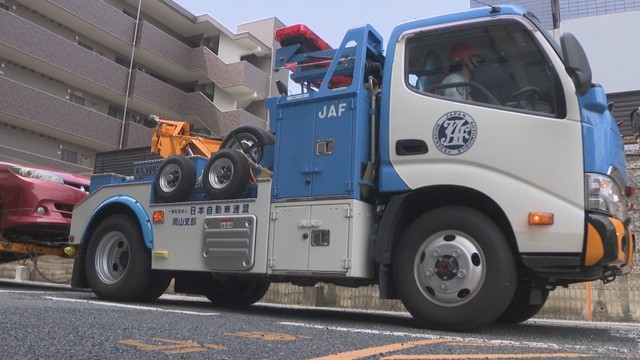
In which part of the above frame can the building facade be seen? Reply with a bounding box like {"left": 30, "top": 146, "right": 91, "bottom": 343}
{"left": 471, "top": 0, "right": 640, "bottom": 136}
{"left": 0, "top": 0, "right": 284, "bottom": 173}
{"left": 471, "top": 0, "right": 640, "bottom": 29}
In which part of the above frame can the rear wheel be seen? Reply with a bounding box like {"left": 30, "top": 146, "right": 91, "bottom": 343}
{"left": 393, "top": 206, "right": 517, "bottom": 331}
{"left": 495, "top": 287, "right": 549, "bottom": 324}
{"left": 204, "top": 278, "right": 270, "bottom": 307}
{"left": 86, "top": 215, "right": 167, "bottom": 301}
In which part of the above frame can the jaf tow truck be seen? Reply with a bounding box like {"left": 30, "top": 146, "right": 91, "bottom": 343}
{"left": 68, "top": 5, "right": 634, "bottom": 331}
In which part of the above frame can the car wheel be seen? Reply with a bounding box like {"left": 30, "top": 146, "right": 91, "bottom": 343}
{"left": 393, "top": 206, "right": 517, "bottom": 331}
{"left": 154, "top": 156, "right": 196, "bottom": 203}
{"left": 203, "top": 149, "right": 250, "bottom": 200}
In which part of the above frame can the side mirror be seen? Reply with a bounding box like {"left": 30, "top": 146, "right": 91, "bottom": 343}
{"left": 560, "top": 33, "right": 592, "bottom": 96}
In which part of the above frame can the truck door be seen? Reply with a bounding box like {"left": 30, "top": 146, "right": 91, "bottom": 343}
{"left": 384, "top": 16, "right": 587, "bottom": 253}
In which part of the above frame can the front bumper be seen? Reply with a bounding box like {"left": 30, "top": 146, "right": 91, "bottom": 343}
{"left": 585, "top": 212, "right": 634, "bottom": 276}
{"left": 521, "top": 212, "right": 634, "bottom": 282}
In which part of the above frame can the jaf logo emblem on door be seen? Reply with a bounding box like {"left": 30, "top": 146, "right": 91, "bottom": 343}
{"left": 432, "top": 111, "right": 477, "bottom": 155}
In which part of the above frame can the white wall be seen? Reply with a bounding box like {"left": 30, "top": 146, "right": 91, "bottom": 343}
{"left": 560, "top": 11, "right": 640, "bottom": 93}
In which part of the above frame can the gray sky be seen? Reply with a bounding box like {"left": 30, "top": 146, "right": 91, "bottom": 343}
{"left": 173, "top": 1, "right": 470, "bottom": 47}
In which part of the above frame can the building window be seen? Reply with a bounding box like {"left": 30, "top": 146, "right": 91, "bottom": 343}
{"left": 69, "top": 93, "right": 85, "bottom": 106}
{"left": 61, "top": 149, "right": 79, "bottom": 164}
{"left": 108, "top": 105, "right": 125, "bottom": 120}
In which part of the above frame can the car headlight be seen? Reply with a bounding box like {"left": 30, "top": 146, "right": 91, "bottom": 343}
{"left": 9, "top": 166, "right": 64, "bottom": 184}
{"left": 586, "top": 173, "right": 628, "bottom": 221}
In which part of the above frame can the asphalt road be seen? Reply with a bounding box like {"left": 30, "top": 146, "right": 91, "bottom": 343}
{"left": 0, "top": 280, "right": 639, "bottom": 359}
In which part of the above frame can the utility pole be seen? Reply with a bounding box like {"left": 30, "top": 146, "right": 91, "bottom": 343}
{"left": 120, "top": 0, "right": 143, "bottom": 149}
{"left": 551, "top": 0, "right": 561, "bottom": 29}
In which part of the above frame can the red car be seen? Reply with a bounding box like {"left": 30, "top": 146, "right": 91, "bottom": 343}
{"left": 0, "top": 162, "right": 89, "bottom": 243}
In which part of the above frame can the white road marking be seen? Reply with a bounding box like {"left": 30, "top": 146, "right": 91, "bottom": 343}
{"left": 44, "top": 296, "right": 219, "bottom": 316}
{"left": 0, "top": 289, "right": 51, "bottom": 294}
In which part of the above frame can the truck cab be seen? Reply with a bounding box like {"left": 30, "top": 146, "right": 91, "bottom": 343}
{"left": 378, "top": 6, "right": 632, "bottom": 281}
{"left": 268, "top": 5, "right": 633, "bottom": 328}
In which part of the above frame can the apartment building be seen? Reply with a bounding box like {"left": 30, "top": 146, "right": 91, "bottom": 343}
{"left": 471, "top": 0, "right": 640, "bottom": 136}
{"left": 0, "top": 0, "right": 284, "bottom": 173}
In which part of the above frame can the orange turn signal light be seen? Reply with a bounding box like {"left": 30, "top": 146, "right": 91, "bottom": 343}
{"left": 529, "top": 212, "right": 554, "bottom": 225}
{"left": 153, "top": 210, "right": 165, "bottom": 223}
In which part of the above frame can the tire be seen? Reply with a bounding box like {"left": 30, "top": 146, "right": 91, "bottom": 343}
{"left": 220, "top": 126, "right": 271, "bottom": 163}
{"left": 393, "top": 206, "right": 517, "bottom": 331}
{"left": 495, "top": 287, "right": 549, "bottom": 324}
{"left": 86, "top": 215, "right": 154, "bottom": 301}
{"left": 204, "top": 278, "right": 270, "bottom": 307}
{"left": 203, "top": 149, "right": 250, "bottom": 200}
{"left": 153, "top": 156, "right": 196, "bottom": 203}
{"left": 139, "top": 272, "right": 173, "bottom": 302}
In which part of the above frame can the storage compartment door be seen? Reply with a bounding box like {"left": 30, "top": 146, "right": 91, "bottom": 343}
{"left": 312, "top": 99, "right": 354, "bottom": 197}
{"left": 271, "top": 206, "right": 310, "bottom": 271}
{"left": 273, "top": 105, "right": 315, "bottom": 199}
{"left": 307, "top": 204, "right": 350, "bottom": 272}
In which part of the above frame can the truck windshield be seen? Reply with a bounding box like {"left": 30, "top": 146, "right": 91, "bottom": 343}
{"left": 405, "top": 18, "right": 566, "bottom": 118}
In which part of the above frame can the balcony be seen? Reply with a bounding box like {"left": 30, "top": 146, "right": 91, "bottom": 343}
{"left": 0, "top": 10, "right": 128, "bottom": 102}
{"left": 130, "top": 71, "right": 267, "bottom": 136}
{"left": 0, "top": 77, "right": 124, "bottom": 150}
{"left": 0, "top": 145, "right": 93, "bottom": 175}
{"left": 19, "top": 0, "right": 137, "bottom": 54}
{"left": 136, "top": 20, "right": 270, "bottom": 99}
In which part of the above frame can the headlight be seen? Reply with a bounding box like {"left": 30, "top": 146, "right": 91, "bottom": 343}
{"left": 586, "top": 173, "right": 628, "bottom": 221}
{"left": 9, "top": 166, "right": 64, "bottom": 184}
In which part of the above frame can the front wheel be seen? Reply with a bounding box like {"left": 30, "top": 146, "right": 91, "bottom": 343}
{"left": 393, "top": 206, "right": 517, "bottom": 331}
{"left": 86, "top": 215, "right": 167, "bottom": 301}
{"left": 495, "top": 287, "right": 549, "bottom": 324}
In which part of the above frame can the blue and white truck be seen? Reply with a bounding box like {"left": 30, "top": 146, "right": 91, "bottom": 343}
{"left": 68, "top": 5, "right": 634, "bottom": 331}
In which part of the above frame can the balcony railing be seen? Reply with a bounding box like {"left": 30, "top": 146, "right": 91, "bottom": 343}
{"left": 30, "top": 0, "right": 136, "bottom": 44}
{"left": 0, "top": 77, "right": 123, "bottom": 149}
{"left": 137, "top": 21, "right": 270, "bottom": 97}
{"left": 0, "top": 10, "right": 128, "bottom": 97}
{"left": 131, "top": 71, "right": 267, "bottom": 136}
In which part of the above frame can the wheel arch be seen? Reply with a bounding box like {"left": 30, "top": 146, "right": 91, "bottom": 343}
{"left": 80, "top": 195, "right": 153, "bottom": 250}
{"left": 71, "top": 196, "right": 151, "bottom": 290}
{"left": 376, "top": 185, "right": 518, "bottom": 298}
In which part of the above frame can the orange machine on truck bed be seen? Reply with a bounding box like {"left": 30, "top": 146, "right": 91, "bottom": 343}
{"left": 149, "top": 116, "right": 222, "bottom": 158}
